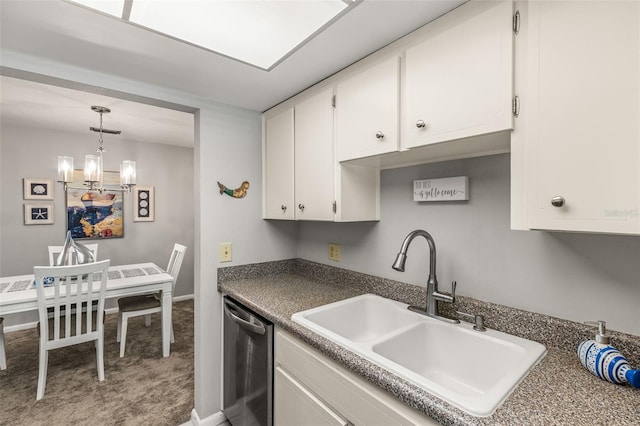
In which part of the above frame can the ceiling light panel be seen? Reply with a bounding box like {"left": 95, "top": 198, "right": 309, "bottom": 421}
{"left": 128, "top": 0, "right": 349, "bottom": 70}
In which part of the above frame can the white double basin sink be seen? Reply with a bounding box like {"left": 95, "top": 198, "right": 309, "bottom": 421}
{"left": 291, "top": 294, "right": 547, "bottom": 417}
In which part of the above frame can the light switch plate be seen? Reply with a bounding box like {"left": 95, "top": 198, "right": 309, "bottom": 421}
{"left": 220, "top": 242, "right": 232, "bottom": 262}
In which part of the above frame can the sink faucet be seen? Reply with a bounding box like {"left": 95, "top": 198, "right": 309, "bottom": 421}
{"left": 392, "top": 229, "right": 459, "bottom": 323}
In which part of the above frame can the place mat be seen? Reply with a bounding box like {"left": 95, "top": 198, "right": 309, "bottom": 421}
{"left": 122, "top": 268, "right": 145, "bottom": 278}
{"left": 144, "top": 266, "right": 163, "bottom": 275}
{"left": 8, "top": 280, "right": 33, "bottom": 292}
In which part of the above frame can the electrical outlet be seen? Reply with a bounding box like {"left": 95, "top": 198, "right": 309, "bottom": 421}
{"left": 220, "top": 242, "right": 232, "bottom": 262}
{"left": 328, "top": 243, "right": 341, "bottom": 262}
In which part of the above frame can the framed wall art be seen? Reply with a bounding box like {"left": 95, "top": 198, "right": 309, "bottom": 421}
{"left": 66, "top": 189, "right": 124, "bottom": 239}
{"left": 23, "top": 178, "right": 53, "bottom": 200}
{"left": 133, "top": 186, "right": 155, "bottom": 222}
{"left": 24, "top": 203, "right": 54, "bottom": 225}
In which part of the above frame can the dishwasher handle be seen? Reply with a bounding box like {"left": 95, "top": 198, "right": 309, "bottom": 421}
{"left": 224, "top": 299, "right": 266, "bottom": 335}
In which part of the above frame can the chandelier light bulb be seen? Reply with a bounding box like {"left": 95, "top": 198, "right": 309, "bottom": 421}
{"left": 120, "top": 160, "right": 137, "bottom": 188}
{"left": 84, "top": 154, "right": 100, "bottom": 183}
{"left": 57, "top": 156, "right": 74, "bottom": 183}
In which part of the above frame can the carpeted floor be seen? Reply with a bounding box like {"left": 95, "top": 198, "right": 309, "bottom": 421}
{"left": 0, "top": 299, "right": 194, "bottom": 426}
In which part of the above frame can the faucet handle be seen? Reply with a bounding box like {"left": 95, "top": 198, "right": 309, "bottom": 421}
{"left": 432, "top": 280, "right": 456, "bottom": 304}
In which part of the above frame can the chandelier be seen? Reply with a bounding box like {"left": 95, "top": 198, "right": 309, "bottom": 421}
{"left": 57, "top": 106, "right": 136, "bottom": 192}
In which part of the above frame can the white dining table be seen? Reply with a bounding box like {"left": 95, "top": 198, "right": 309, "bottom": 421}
{"left": 0, "top": 262, "right": 175, "bottom": 357}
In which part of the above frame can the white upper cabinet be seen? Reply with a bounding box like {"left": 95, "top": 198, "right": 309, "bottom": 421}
{"left": 263, "top": 87, "right": 379, "bottom": 222}
{"left": 512, "top": 0, "right": 640, "bottom": 235}
{"left": 294, "top": 88, "right": 336, "bottom": 221}
{"left": 263, "top": 108, "right": 294, "bottom": 220}
{"left": 404, "top": 0, "right": 514, "bottom": 149}
{"left": 335, "top": 56, "right": 400, "bottom": 162}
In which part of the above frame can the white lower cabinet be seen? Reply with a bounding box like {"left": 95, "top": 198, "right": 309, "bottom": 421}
{"left": 274, "top": 328, "right": 438, "bottom": 426}
{"left": 275, "top": 367, "right": 349, "bottom": 426}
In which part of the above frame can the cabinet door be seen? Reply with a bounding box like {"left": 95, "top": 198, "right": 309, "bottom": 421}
{"left": 336, "top": 56, "right": 400, "bottom": 161}
{"left": 263, "top": 108, "right": 294, "bottom": 219}
{"left": 404, "top": 0, "right": 514, "bottom": 149}
{"left": 524, "top": 1, "right": 640, "bottom": 234}
{"left": 294, "top": 88, "right": 335, "bottom": 221}
{"left": 274, "top": 367, "right": 349, "bottom": 426}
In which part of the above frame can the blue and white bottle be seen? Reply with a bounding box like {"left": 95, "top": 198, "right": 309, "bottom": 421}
{"left": 577, "top": 321, "right": 640, "bottom": 388}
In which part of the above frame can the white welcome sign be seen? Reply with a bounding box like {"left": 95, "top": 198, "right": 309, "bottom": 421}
{"left": 413, "top": 176, "right": 469, "bottom": 202}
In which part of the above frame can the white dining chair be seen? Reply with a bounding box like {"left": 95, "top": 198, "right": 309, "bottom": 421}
{"left": 116, "top": 243, "right": 186, "bottom": 358}
{"left": 34, "top": 259, "right": 110, "bottom": 401}
{"left": 0, "top": 317, "right": 6, "bottom": 370}
{"left": 48, "top": 243, "right": 99, "bottom": 266}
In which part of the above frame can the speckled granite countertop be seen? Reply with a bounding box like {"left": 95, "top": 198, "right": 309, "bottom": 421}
{"left": 218, "top": 261, "right": 640, "bottom": 426}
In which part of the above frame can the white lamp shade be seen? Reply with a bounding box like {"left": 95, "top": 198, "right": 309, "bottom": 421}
{"left": 84, "top": 155, "right": 100, "bottom": 183}
{"left": 57, "top": 156, "right": 74, "bottom": 183}
{"left": 120, "top": 160, "right": 136, "bottom": 186}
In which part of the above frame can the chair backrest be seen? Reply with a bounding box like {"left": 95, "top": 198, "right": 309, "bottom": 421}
{"left": 166, "top": 244, "right": 187, "bottom": 290}
{"left": 48, "top": 244, "right": 99, "bottom": 266}
{"left": 34, "top": 260, "right": 110, "bottom": 345}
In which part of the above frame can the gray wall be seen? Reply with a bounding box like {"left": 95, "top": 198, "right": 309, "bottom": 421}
{"left": 194, "top": 104, "right": 296, "bottom": 418}
{"left": 297, "top": 153, "right": 640, "bottom": 336}
{"left": 0, "top": 124, "right": 195, "bottom": 322}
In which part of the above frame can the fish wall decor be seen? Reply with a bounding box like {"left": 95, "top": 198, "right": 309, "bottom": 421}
{"left": 217, "top": 181, "right": 250, "bottom": 199}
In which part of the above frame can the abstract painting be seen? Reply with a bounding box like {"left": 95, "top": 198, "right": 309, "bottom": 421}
{"left": 66, "top": 189, "right": 123, "bottom": 239}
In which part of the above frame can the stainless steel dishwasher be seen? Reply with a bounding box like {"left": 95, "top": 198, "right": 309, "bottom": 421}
{"left": 223, "top": 296, "right": 273, "bottom": 426}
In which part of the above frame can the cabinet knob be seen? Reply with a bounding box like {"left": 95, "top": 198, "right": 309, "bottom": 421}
{"left": 298, "top": 204, "right": 305, "bottom": 211}
{"left": 551, "top": 196, "right": 565, "bottom": 207}
{"left": 281, "top": 205, "right": 287, "bottom": 212}
{"left": 416, "top": 120, "right": 427, "bottom": 129}
{"left": 375, "top": 131, "right": 384, "bottom": 139}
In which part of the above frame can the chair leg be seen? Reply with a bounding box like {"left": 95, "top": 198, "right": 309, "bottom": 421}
{"left": 144, "top": 314, "right": 151, "bottom": 327}
{"left": 37, "top": 345, "right": 48, "bottom": 401}
{"left": 116, "top": 311, "right": 122, "bottom": 343}
{"left": 96, "top": 335, "right": 105, "bottom": 382}
{"left": 0, "top": 321, "right": 6, "bottom": 370}
{"left": 170, "top": 323, "right": 175, "bottom": 344}
{"left": 119, "top": 315, "right": 128, "bottom": 358}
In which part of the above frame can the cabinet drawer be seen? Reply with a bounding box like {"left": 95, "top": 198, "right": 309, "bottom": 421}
{"left": 275, "top": 366, "right": 349, "bottom": 426}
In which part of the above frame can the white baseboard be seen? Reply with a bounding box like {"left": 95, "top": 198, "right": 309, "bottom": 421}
{"left": 4, "top": 321, "right": 38, "bottom": 333}
{"left": 174, "top": 294, "right": 194, "bottom": 303}
{"left": 191, "top": 408, "right": 227, "bottom": 426}
{"left": 4, "top": 293, "right": 194, "bottom": 333}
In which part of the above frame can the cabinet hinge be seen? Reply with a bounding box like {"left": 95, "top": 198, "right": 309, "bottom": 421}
{"left": 333, "top": 201, "right": 337, "bottom": 213}
{"left": 513, "top": 10, "right": 520, "bottom": 35}
{"left": 512, "top": 95, "right": 520, "bottom": 118}
{"left": 332, "top": 94, "right": 336, "bottom": 108}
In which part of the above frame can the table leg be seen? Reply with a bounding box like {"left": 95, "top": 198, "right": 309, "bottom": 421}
{"left": 161, "top": 281, "right": 172, "bottom": 357}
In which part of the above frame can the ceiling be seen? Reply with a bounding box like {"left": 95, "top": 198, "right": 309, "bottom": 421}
{"left": 0, "top": 0, "right": 465, "bottom": 147}
{"left": 0, "top": 75, "right": 196, "bottom": 147}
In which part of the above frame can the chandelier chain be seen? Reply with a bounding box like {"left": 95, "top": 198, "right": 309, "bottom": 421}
{"left": 97, "top": 110, "right": 105, "bottom": 153}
